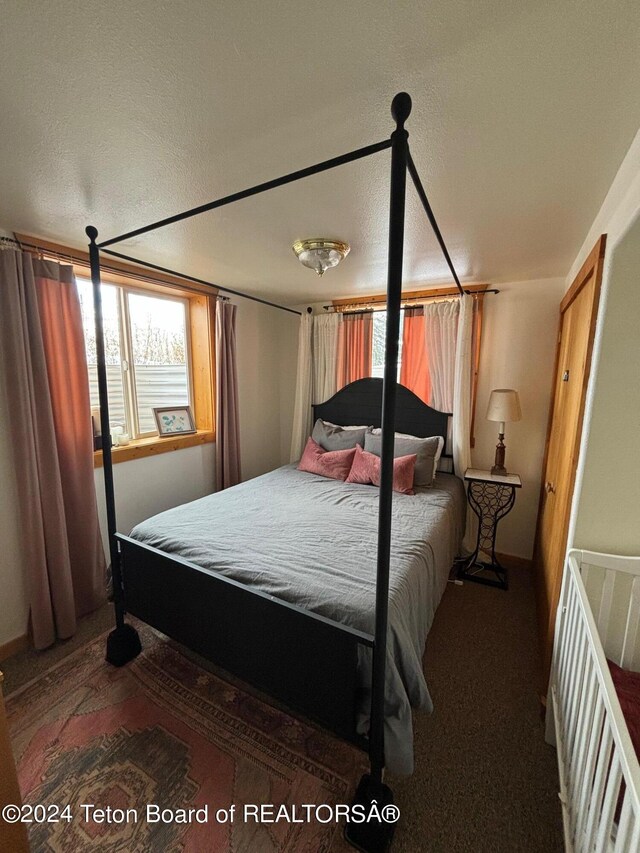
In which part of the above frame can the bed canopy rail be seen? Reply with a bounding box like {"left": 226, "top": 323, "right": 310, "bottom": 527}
{"left": 97, "top": 139, "right": 393, "bottom": 249}
{"left": 87, "top": 91, "right": 464, "bottom": 853}
{"left": 407, "top": 151, "right": 465, "bottom": 296}
{"left": 98, "top": 247, "right": 302, "bottom": 316}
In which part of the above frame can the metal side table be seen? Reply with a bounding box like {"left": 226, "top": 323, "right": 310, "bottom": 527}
{"left": 458, "top": 468, "right": 522, "bottom": 590}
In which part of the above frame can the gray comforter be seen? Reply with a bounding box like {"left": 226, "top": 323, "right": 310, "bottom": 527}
{"left": 131, "top": 464, "right": 465, "bottom": 774}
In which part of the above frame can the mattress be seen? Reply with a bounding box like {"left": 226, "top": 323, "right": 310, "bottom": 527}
{"left": 131, "top": 464, "right": 466, "bottom": 774}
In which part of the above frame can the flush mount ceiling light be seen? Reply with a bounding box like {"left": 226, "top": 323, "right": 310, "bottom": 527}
{"left": 292, "top": 238, "right": 350, "bottom": 277}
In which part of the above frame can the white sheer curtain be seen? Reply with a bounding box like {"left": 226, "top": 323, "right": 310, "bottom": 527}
{"left": 453, "top": 293, "right": 475, "bottom": 552}
{"left": 289, "top": 312, "right": 313, "bottom": 462}
{"left": 313, "top": 312, "right": 341, "bottom": 404}
{"left": 423, "top": 300, "right": 459, "bottom": 412}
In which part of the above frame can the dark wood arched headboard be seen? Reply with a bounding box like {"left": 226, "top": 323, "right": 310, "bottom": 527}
{"left": 313, "top": 378, "right": 451, "bottom": 454}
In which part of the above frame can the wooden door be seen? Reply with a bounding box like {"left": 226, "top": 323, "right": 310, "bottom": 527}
{"left": 534, "top": 235, "right": 606, "bottom": 700}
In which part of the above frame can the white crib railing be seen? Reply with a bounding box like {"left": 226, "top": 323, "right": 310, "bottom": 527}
{"left": 549, "top": 549, "right": 640, "bottom": 852}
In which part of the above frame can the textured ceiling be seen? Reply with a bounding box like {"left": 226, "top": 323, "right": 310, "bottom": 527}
{"left": 1, "top": 0, "right": 639, "bottom": 304}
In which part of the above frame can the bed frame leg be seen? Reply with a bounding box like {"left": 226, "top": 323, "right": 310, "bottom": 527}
{"left": 104, "top": 551, "right": 142, "bottom": 667}
{"left": 106, "top": 622, "right": 142, "bottom": 667}
{"left": 345, "top": 773, "right": 396, "bottom": 853}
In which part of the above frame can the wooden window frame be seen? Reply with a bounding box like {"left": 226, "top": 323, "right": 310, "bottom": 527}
{"left": 78, "top": 277, "right": 195, "bottom": 441}
{"left": 15, "top": 234, "right": 216, "bottom": 466}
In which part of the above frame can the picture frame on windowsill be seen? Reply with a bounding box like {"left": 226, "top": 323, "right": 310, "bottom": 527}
{"left": 152, "top": 405, "right": 196, "bottom": 437}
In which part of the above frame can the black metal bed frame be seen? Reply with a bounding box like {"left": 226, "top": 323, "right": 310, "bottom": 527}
{"left": 87, "top": 92, "right": 464, "bottom": 853}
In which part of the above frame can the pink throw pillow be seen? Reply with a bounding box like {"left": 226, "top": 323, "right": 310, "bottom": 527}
{"left": 346, "top": 444, "right": 416, "bottom": 495}
{"left": 297, "top": 437, "right": 357, "bottom": 481}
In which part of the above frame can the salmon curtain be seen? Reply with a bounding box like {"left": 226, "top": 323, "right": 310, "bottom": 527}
{"left": 400, "top": 307, "right": 431, "bottom": 403}
{"left": 0, "top": 249, "right": 106, "bottom": 649}
{"left": 215, "top": 300, "right": 241, "bottom": 489}
{"left": 336, "top": 312, "right": 373, "bottom": 388}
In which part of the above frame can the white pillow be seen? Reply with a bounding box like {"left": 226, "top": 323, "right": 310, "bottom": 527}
{"left": 432, "top": 435, "right": 445, "bottom": 478}
{"left": 370, "top": 428, "right": 444, "bottom": 479}
{"left": 322, "top": 419, "right": 371, "bottom": 430}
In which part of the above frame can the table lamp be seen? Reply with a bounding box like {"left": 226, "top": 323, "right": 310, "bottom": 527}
{"left": 486, "top": 389, "right": 522, "bottom": 475}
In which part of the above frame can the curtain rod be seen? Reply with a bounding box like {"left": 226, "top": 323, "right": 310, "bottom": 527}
{"left": 1, "top": 235, "right": 80, "bottom": 265}
{"left": 5, "top": 233, "right": 300, "bottom": 316}
{"left": 322, "top": 288, "right": 499, "bottom": 312}
{"left": 4, "top": 234, "right": 219, "bottom": 298}
{"left": 1, "top": 235, "right": 37, "bottom": 251}
{"left": 322, "top": 304, "right": 457, "bottom": 317}
{"left": 100, "top": 247, "right": 302, "bottom": 316}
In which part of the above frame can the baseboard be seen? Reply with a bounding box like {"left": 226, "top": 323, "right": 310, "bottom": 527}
{"left": 0, "top": 633, "right": 29, "bottom": 662}
{"left": 495, "top": 552, "right": 533, "bottom": 571}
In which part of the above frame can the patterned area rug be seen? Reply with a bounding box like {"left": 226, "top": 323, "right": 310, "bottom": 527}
{"left": 7, "top": 626, "right": 366, "bottom": 852}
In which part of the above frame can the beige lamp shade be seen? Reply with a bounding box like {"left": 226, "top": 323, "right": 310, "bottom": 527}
{"left": 486, "top": 389, "right": 522, "bottom": 423}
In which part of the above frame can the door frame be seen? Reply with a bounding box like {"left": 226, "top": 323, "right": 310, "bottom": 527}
{"left": 534, "top": 234, "right": 607, "bottom": 702}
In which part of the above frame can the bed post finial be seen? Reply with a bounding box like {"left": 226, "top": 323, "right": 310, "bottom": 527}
{"left": 391, "top": 92, "right": 412, "bottom": 128}
{"left": 85, "top": 224, "right": 98, "bottom": 242}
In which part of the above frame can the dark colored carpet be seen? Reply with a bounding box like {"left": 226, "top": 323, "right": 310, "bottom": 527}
{"left": 388, "top": 565, "right": 563, "bottom": 853}
{"left": 4, "top": 565, "right": 562, "bottom": 852}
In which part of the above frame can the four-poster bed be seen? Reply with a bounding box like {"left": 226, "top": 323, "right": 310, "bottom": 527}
{"left": 121, "top": 377, "right": 464, "bottom": 777}
{"left": 87, "top": 92, "right": 467, "bottom": 852}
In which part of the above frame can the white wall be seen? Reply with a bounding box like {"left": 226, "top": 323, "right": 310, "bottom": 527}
{"left": 568, "top": 126, "right": 640, "bottom": 555}
{"left": 473, "top": 278, "right": 566, "bottom": 558}
{"left": 235, "top": 294, "right": 298, "bottom": 480}
{"left": 565, "top": 127, "right": 640, "bottom": 288}
{"left": 570, "top": 216, "right": 640, "bottom": 553}
{"left": 94, "top": 443, "right": 216, "bottom": 550}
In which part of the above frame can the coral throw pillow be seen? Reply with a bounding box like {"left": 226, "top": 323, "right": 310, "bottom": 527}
{"left": 297, "top": 437, "right": 357, "bottom": 481}
{"left": 346, "top": 444, "right": 416, "bottom": 495}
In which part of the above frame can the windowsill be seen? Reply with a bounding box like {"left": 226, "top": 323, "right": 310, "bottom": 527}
{"left": 93, "top": 430, "right": 215, "bottom": 468}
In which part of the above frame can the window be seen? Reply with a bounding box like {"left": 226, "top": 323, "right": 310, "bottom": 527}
{"left": 334, "top": 285, "right": 486, "bottom": 446}
{"left": 371, "top": 310, "right": 404, "bottom": 380}
{"left": 77, "top": 278, "right": 192, "bottom": 439}
{"left": 12, "top": 232, "right": 215, "bottom": 464}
